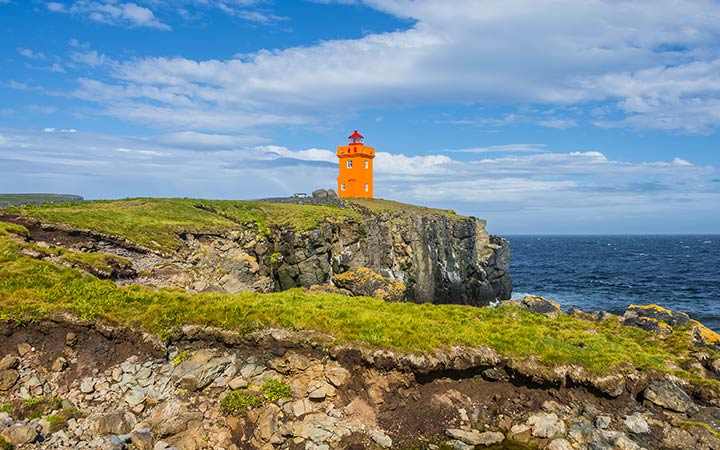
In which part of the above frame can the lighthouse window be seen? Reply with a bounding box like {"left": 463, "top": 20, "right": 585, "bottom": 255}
{"left": 341, "top": 183, "right": 346, "bottom": 191}
{"left": 364, "top": 183, "right": 369, "bottom": 192}
{"left": 346, "top": 160, "right": 353, "bottom": 169}
{"left": 364, "top": 161, "right": 369, "bottom": 169}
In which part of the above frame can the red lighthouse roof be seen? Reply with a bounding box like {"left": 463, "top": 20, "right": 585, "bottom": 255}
{"left": 348, "top": 130, "right": 364, "bottom": 140}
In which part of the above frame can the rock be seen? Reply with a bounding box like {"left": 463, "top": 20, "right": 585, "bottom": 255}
{"left": 369, "top": 429, "right": 392, "bottom": 448}
{"left": 0, "top": 355, "right": 18, "bottom": 371}
{"left": 507, "top": 424, "right": 532, "bottom": 443}
{"left": 253, "top": 405, "right": 280, "bottom": 443}
{"left": 80, "top": 378, "right": 95, "bottom": 394}
{"left": 228, "top": 376, "right": 248, "bottom": 390}
{"left": 445, "top": 429, "right": 502, "bottom": 446}
{"left": 17, "top": 343, "right": 31, "bottom": 356}
{"left": 527, "top": 413, "right": 565, "bottom": 438}
{"left": 97, "top": 409, "right": 137, "bottom": 435}
{"left": 289, "top": 398, "right": 313, "bottom": 417}
{"left": 1, "top": 423, "right": 38, "bottom": 446}
{"left": 312, "top": 189, "right": 328, "bottom": 198}
{"left": 595, "top": 415, "right": 612, "bottom": 429}
{"left": 522, "top": 295, "right": 561, "bottom": 319}
{"left": 66, "top": 332, "right": 78, "bottom": 347}
{"left": 643, "top": 378, "right": 696, "bottom": 412}
{"left": 624, "top": 412, "right": 649, "bottom": 434}
{"left": 0, "top": 369, "right": 19, "bottom": 391}
{"left": 691, "top": 320, "right": 720, "bottom": 349}
{"left": 131, "top": 429, "right": 155, "bottom": 450}
{"left": 307, "top": 380, "right": 336, "bottom": 400}
{"left": 51, "top": 356, "right": 68, "bottom": 372}
{"left": 326, "top": 189, "right": 338, "bottom": 198}
{"left": 172, "top": 350, "right": 232, "bottom": 391}
{"left": 624, "top": 304, "right": 690, "bottom": 327}
{"left": 446, "top": 439, "right": 474, "bottom": 450}
{"left": 325, "top": 365, "right": 351, "bottom": 387}
{"left": 446, "top": 428, "right": 484, "bottom": 445}
{"left": 331, "top": 267, "right": 405, "bottom": 302}
{"left": 548, "top": 438, "right": 574, "bottom": 450}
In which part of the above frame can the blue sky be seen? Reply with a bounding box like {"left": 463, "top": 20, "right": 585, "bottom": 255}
{"left": 1, "top": 0, "right": 719, "bottom": 234}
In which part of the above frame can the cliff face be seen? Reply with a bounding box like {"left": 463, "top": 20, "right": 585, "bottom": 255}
{"left": 1, "top": 203, "right": 512, "bottom": 306}
{"left": 147, "top": 209, "right": 511, "bottom": 306}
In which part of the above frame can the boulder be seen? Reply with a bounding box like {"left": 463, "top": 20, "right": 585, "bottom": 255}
{"left": 522, "top": 296, "right": 561, "bottom": 319}
{"left": 326, "top": 189, "right": 338, "bottom": 198}
{"left": 643, "top": 378, "right": 696, "bottom": 413}
{"left": 623, "top": 304, "right": 690, "bottom": 333}
{"left": 1, "top": 423, "right": 38, "bottom": 446}
{"left": 0, "top": 369, "right": 19, "bottom": 391}
{"left": 369, "top": 429, "right": 392, "bottom": 448}
{"left": 131, "top": 429, "right": 154, "bottom": 450}
{"left": 331, "top": 267, "right": 405, "bottom": 302}
{"left": 0, "top": 355, "right": 19, "bottom": 371}
{"left": 527, "top": 413, "right": 566, "bottom": 438}
{"left": 624, "top": 413, "right": 649, "bottom": 434}
{"left": 96, "top": 409, "right": 137, "bottom": 435}
{"left": 312, "top": 189, "right": 328, "bottom": 198}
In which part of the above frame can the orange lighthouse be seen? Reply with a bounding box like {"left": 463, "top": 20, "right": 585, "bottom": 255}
{"left": 336, "top": 130, "right": 375, "bottom": 198}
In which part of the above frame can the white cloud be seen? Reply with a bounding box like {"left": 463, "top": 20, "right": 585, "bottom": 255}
{"left": 0, "top": 128, "right": 716, "bottom": 232}
{"left": 448, "top": 144, "right": 548, "bottom": 154}
{"left": 18, "top": 48, "right": 46, "bottom": 60}
{"left": 47, "top": 1, "right": 170, "bottom": 30}
{"left": 52, "top": 0, "right": 720, "bottom": 133}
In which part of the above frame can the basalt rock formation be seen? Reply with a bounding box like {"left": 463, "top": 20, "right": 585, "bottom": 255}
{"left": 0, "top": 199, "right": 511, "bottom": 306}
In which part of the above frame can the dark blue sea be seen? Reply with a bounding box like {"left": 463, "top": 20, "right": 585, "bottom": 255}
{"left": 507, "top": 235, "right": 720, "bottom": 331}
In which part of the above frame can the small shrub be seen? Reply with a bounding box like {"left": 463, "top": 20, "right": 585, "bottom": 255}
{"left": 220, "top": 389, "right": 262, "bottom": 414}
{"left": 45, "top": 414, "right": 67, "bottom": 432}
{"left": 0, "top": 404, "right": 10, "bottom": 414}
{"left": 262, "top": 379, "right": 292, "bottom": 402}
{"left": 23, "top": 397, "right": 45, "bottom": 407}
{"left": 172, "top": 350, "right": 191, "bottom": 365}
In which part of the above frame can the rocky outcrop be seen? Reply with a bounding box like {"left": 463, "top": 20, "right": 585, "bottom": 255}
{"left": 2, "top": 203, "right": 512, "bottom": 306}
{"left": 2, "top": 318, "right": 720, "bottom": 450}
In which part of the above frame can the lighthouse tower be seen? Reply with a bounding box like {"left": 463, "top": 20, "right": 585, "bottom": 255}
{"left": 336, "top": 130, "right": 375, "bottom": 198}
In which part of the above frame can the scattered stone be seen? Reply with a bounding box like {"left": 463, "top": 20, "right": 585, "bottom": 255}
{"left": 97, "top": 409, "right": 137, "bottom": 435}
{"left": 624, "top": 412, "right": 649, "bottom": 434}
{"left": 446, "top": 428, "right": 485, "bottom": 445}
{"left": 446, "top": 439, "right": 474, "bottom": 450}
{"left": 131, "top": 429, "right": 155, "bottom": 450}
{"left": 527, "top": 413, "right": 566, "bottom": 438}
{"left": 0, "top": 355, "right": 19, "bottom": 371}
{"left": 548, "top": 438, "right": 575, "bottom": 450}
{"left": 80, "top": 377, "right": 95, "bottom": 394}
{"left": 1, "top": 423, "right": 38, "bottom": 446}
{"left": 17, "top": 343, "right": 32, "bottom": 356}
{"left": 595, "top": 415, "right": 612, "bottom": 429}
{"left": 0, "top": 369, "right": 19, "bottom": 391}
{"left": 369, "top": 429, "right": 392, "bottom": 448}
{"left": 51, "top": 356, "right": 68, "bottom": 372}
{"left": 643, "top": 378, "right": 696, "bottom": 412}
{"left": 325, "top": 366, "right": 351, "bottom": 387}
{"left": 66, "top": 332, "right": 78, "bottom": 347}
{"left": 507, "top": 424, "right": 532, "bottom": 443}
{"left": 307, "top": 380, "right": 336, "bottom": 400}
{"left": 522, "top": 295, "right": 561, "bottom": 319}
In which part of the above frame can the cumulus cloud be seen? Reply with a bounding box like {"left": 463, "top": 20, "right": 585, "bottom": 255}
{"left": 46, "top": 1, "right": 170, "bottom": 30}
{"left": 45, "top": 0, "right": 720, "bottom": 133}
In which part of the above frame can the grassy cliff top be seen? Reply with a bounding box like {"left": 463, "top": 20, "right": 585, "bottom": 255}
{"left": 2, "top": 197, "right": 458, "bottom": 253}
{"left": 0, "top": 221, "right": 716, "bottom": 384}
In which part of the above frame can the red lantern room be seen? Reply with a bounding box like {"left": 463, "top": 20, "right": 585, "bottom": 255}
{"left": 348, "top": 130, "right": 364, "bottom": 145}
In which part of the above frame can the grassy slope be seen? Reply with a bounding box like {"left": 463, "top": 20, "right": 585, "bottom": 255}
{"left": 0, "top": 222, "right": 712, "bottom": 379}
{"left": 10, "top": 198, "right": 362, "bottom": 253}
{"left": 0, "top": 194, "right": 82, "bottom": 205}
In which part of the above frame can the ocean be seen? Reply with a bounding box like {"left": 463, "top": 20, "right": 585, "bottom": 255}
{"left": 507, "top": 235, "right": 720, "bottom": 331}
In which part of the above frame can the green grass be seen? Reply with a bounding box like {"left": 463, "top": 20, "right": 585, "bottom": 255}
{"left": 220, "top": 389, "right": 263, "bottom": 414}
{"left": 0, "top": 194, "right": 82, "bottom": 207}
{"left": 347, "top": 198, "right": 458, "bottom": 217}
{"left": 262, "top": 379, "right": 292, "bottom": 402}
{"left": 11, "top": 198, "right": 361, "bottom": 253}
{"left": 0, "top": 223, "right": 710, "bottom": 381}
{"left": 58, "top": 252, "right": 133, "bottom": 278}
{"left": 0, "top": 436, "right": 13, "bottom": 450}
